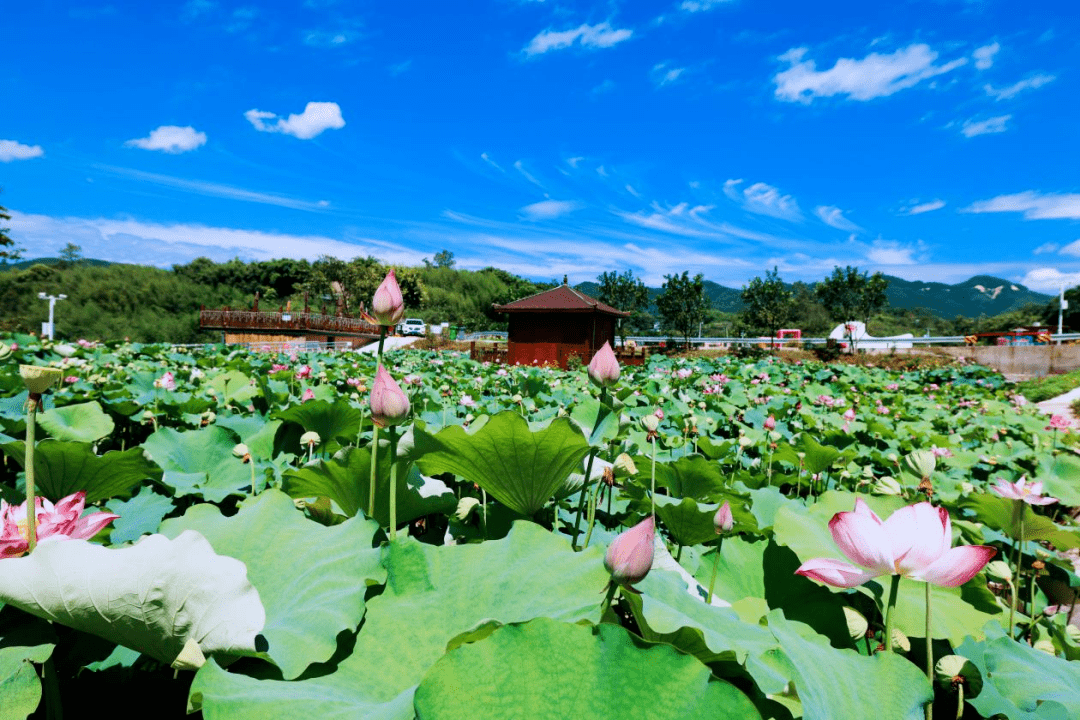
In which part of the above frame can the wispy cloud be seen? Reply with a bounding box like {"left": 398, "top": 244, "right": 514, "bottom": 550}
{"left": 523, "top": 22, "right": 632, "bottom": 56}
{"left": 514, "top": 160, "right": 543, "bottom": 187}
{"left": 124, "top": 125, "right": 207, "bottom": 154}
{"left": 972, "top": 42, "right": 999, "bottom": 70}
{"left": 96, "top": 165, "right": 331, "bottom": 212}
{"left": 0, "top": 139, "right": 44, "bottom": 162}
{"left": 520, "top": 199, "right": 581, "bottom": 220}
{"left": 961, "top": 115, "right": 1010, "bottom": 137}
{"left": 245, "top": 102, "right": 345, "bottom": 139}
{"left": 774, "top": 43, "right": 966, "bottom": 103}
{"left": 963, "top": 191, "right": 1080, "bottom": 220}
{"left": 724, "top": 179, "right": 802, "bottom": 220}
{"left": 866, "top": 238, "right": 920, "bottom": 265}
{"left": 651, "top": 62, "right": 685, "bottom": 87}
{"left": 984, "top": 73, "right": 1055, "bottom": 101}
{"left": 1018, "top": 267, "right": 1080, "bottom": 293}
{"left": 680, "top": 0, "right": 734, "bottom": 12}
{"left": 815, "top": 205, "right": 861, "bottom": 231}
{"left": 303, "top": 29, "right": 356, "bottom": 47}
{"left": 1034, "top": 242, "right": 1059, "bottom": 255}
{"left": 480, "top": 152, "right": 503, "bottom": 172}
{"left": 904, "top": 199, "right": 946, "bottom": 215}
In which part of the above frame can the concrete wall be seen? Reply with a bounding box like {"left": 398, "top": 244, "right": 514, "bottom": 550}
{"left": 931, "top": 345, "right": 1080, "bottom": 378}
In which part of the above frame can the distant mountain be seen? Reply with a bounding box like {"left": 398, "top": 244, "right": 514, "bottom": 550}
{"left": 0, "top": 257, "right": 114, "bottom": 271}
{"left": 576, "top": 274, "right": 1051, "bottom": 319}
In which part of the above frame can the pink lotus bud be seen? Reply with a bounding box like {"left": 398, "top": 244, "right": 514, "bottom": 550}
{"left": 714, "top": 502, "right": 733, "bottom": 533}
{"left": 371, "top": 270, "right": 405, "bottom": 326}
{"left": 587, "top": 342, "right": 620, "bottom": 387}
{"left": 604, "top": 516, "right": 655, "bottom": 587}
{"left": 370, "top": 365, "right": 410, "bottom": 427}
{"left": 843, "top": 408, "right": 856, "bottom": 421}
{"left": 301, "top": 387, "right": 316, "bottom": 402}
{"left": 764, "top": 415, "right": 776, "bottom": 431}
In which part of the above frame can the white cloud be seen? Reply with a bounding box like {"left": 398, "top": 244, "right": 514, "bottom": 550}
{"left": 1060, "top": 241, "right": 1080, "bottom": 256}
{"left": 815, "top": 205, "right": 861, "bottom": 231}
{"left": 520, "top": 199, "right": 581, "bottom": 220}
{"left": 523, "top": 22, "right": 632, "bottom": 56}
{"left": 480, "top": 152, "right": 503, "bottom": 171}
{"left": 1034, "top": 242, "right": 1059, "bottom": 255}
{"left": 724, "top": 179, "right": 802, "bottom": 220}
{"left": 514, "top": 160, "right": 543, "bottom": 187}
{"left": 680, "top": 0, "right": 734, "bottom": 11}
{"left": 985, "top": 74, "right": 1055, "bottom": 101}
{"left": 972, "top": 42, "right": 999, "bottom": 70}
{"left": 651, "top": 62, "right": 685, "bottom": 87}
{"left": 124, "top": 125, "right": 207, "bottom": 154}
{"left": 244, "top": 102, "right": 345, "bottom": 139}
{"left": 866, "top": 239, "right": 919, "bottom": 265}
{"left": 904, "top": 199, "right": 946, "bottom": 215}
{"left": 303, "top": 30, "right": 354, "bottom": 47}
{"left": 774, "top": 43, "right": 967, "bottom": 103}
{"left": 1018, "top": 267, "right": 1080, "bottom": 293}
{"left": 0, "top": 139, "right": 44, "bottom": 162}
{"left": 7, "top": 211, "right": 423, "bottom": 268}
{"left": 961, "top": 115, "right": 1010, "bottom": 137}
{"left": 963, "top": 191, "right": 1080, "bottom": 220}
{"left": 566, "top": 156, "right": 584, "bottom": 169}
{"left": 625, "top": 184, "right": 641, "bottom": 198}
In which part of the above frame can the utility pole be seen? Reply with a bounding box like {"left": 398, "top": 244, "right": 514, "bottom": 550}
{"left": 1059, "top": 285, "right": 1068, "bottom": 344}
{"left": 38, "top": 292, "right": 66, "bottom": 340}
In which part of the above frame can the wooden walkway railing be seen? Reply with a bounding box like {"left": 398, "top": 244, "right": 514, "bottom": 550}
{"left": 199, "top": 308, "right": 381, "bottom": 337}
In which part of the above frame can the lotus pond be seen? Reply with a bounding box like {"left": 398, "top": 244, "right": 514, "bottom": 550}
{"left": 2, "top": 332, "right": 1079, "bottom": 720}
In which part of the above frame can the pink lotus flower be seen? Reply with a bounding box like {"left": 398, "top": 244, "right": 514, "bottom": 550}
{"left": 991, "top": 477, "right": 1057, "bottom": 506}
{"left": 605, "top": 516, "right": 655, "bottom": 588}
{"left": 588, "top": 342, "right": 621, "bottom": 387}
{"left": 795, "top": 499, "right": 995, "bottom": 588}
{"left": 295, "top": 365, "right": 312, "bottom": 380}
{"left": 371, "top": 270, "right": 405, "bottom": 326}
{"left": 154, "top": 371, "right": 176, "bottom": 391}
{"left": 713, "top": 502, "right": 733, "bottom": 533}
{"left": 270, "top": 363, "right": 290, "bottom": 373}
{"left": 764, "top": 415, "right": 776, "bottom": 431}
{"left": 300, "top": 387, "right": 316, "bottom": 402}
{"left": 64, "top": 376, "right": 79, "bottom": 384}
{"left": 1045, "top": 415, "right": 1072, "bottom": 431}
{"left": 1, "top": 491, "right": 119, "bottom": 559}
{"left": 886, "top": 383, "right": 899, "bottom": 391}
{"left": 842, "top": 408, "right": 856, "bottom": 421}
{"left": 370, "top": 366, "right": 410, "bottom": 427}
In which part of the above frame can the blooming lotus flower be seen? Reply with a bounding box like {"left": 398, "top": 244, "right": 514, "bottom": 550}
{"left": 295, "top": 365, "right": 312, "bottom": 380}
{"left": 991, "top": 477, "right": 1057, "bottom": 506}
{"left": 371, "top": 270, "right": 405, "bottom": 326}
{"left": 587, "top": 342, "right": 620, "bottom": 387}
{"left": 795, "top": 499, "right": 995, "bottom": 588}
{"left": 370, "top": 366, "right": 410, "bottom": 427}
{"left": 605, "top": 516, "right": 655, "bottom": 588}
{"left": 300, "top": 387, "right": 316, "bottom": 402}
{"left": 1, "top": 491, "right": 119, "bottom": 559}
{"left": 1045, "top": 415, "right": 1072, "bottom": 431}
{"left": 154, "top": 371, "right": 176, "bottom": 391}
{"left": 714, "top": 502, "right": 733, "bottom": 533}
{"left": 842, "top": 408, "right": 856, "bottom": 421}
{"left": 764, "top": 415, "right": 776, "bottom": 431}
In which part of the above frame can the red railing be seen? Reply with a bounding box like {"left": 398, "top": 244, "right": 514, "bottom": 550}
{"left": 199, "top": 308, "right": 380, "bottom": 336}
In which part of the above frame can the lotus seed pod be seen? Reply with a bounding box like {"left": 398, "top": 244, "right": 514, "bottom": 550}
{"left": 985, "top": 560, "right": 1013, "bottom": 583}
{"left": 142, "top": 410, "right": 155, "bottom": 421}
{"left": 232, "top": 443, "right": 250, "bottom": 458}
{"left": 872, "top": 476, "right": 903, "bottom": 495}
{"left": 842, "top": 606, "right": 868, "bottom": 641}
{"left": 300, "top": 431, "right": 321, "bottom": 447}
{"left": 20, "top": 365, "right": 62, "bottom": 394}
{"left": 934, "top": 655, "right": 982, "bottom": 696}
{"left": 613, "top": 453, "right": 638, "bottom": 477}
{"left": 511, "top": 394, "right": 523, "bottom": 404}
{"left": 890, "top": 628, "right": 910, "bottom": 653}
{"left": 640, "top": 414, "right": 660, "bottom": 433}
{"left": 0, "top": 342, "right": 11, "bottom": 360}
{"left": 905, "top": 449, "right": 937, "bottom": 480}
{"left": 738, "top": 435, "right": 753, "bottom": 448}
{"left": 202, "top": 411, "right": 216, "bottom": 423}
{"left": 1034, "top": 639, "right": 1056, "bottom": 655}
{"left": 455, "top": 496, "right": 481, "bottom": 521}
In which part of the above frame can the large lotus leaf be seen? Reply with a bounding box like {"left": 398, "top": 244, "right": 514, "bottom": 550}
{"left": 283, "top": 445, "right": 456, "bottom": 528}
{"left": 37, "top": 401, "right": 114, "bottom": 443}
{"left": 794, "top": 433, "right": 843, "bottom": 474}
{"left": 960, "top": 493, "right": 1080, "bottom": 549}
{"left": 958, "top": 624, "right": 1079, "bottom": 719}
{"left": 765, "top": 611, "right": 932, "bottom": 720}
{"left": 0, "top": 440, "right": 162, "bottom": 504}
{"left": 209, "top": 370, "right": 258, "bottom": 404}
{"left": 272, "top": 399, "right": 363, "bottom": 455}
{"left": 0, "top": 531, "right": 264, "bottom": 667}
{"left": 161, "top": 490, "right": 384, "bottom": 680}
{"left": 413, "top": 618, "right": 761, "bottom": 720}
{"left": 142, "top": 426, "right": 254, "bottom": 502}
{"left": 648, "top": 454, "right": 726, "bottom": 501}
{"left": 622, "top": 567, "right": 778, "bottom": 667}
{"left": 691, "top": 536, "right": 767, "bottom": 603}
{"left": 655, "top": 496, "right": 724, "bottom": 547}
{"left": 106, "top": 486, "right": 176, "bottom": 543}
{"left": 215, "top": 414, "right": 283, "bottom": 461}
{"left": 189, "top": 521, "right": 609, "bottom": 719}
{"left": 774, "top": 496, "right": 1003, "bottom": 644}
{"left": 1039, "top": 454, "right": 1080, "bottom": 507}
{"left": 413, "top": 411, "right": 590, "bottom": 517}
{"left": 569, "top": 397, "right": 620, "bottom": 447}
{"left": 0, "top": 609, "right": 56, "bottom": 720}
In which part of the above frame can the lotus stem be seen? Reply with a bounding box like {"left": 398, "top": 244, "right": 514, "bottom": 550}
{"left": 600, "top": 581, "right": 619, "bottom": 618}
{"left": 650, "top": 436, "right": 657, "bottom": 518}
{"left": 250, "top": 457, "right": 257, "bottom": 495}
{"left": 955, "top": 683, "right": 964, "bottom": 720}
{"left": 368, "top": 424, "right": 380, "bottom": 519}
{"left": 583, "top": 481, "right": 601, "bottom": 550}
{"left": 1009, "top": 502, "right": 1024, "bottom": 638}
{"left": 926, "top": 580, "right": 933, "bottom": 720}
{"left": 388, "top": 426, "right": 398, "bottom": 541}
{"left": 706, "top": 535, "right": 724, "bottom": 605}
{"left": 25, "top": 394, "right": 39, "bottom": 553}
{"left": 571, "top": 450, "right": 597, "bottom": 550}
{"left": 884, "top": 574, "right": 902, "bottom": 653}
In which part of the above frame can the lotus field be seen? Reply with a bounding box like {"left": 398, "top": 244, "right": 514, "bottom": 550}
{"left": 3, "top": 318, "right": 1080, "bottom": 718}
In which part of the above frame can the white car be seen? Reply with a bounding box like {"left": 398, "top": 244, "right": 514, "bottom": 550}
{"left": 399, "top": 318, "right": 427, "bottom": 336}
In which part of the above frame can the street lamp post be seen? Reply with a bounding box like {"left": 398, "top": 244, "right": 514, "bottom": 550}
{"left": 37, "top": 292, "right": 66, "bottom": 341}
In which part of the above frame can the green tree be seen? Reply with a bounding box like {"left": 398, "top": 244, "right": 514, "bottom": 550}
{"left": 739, "top": 267, "right": 795, "bottom": 342}
{"left": 0, "top": 193, "right": 24, "bottom": 264}
{"left": 815, "top": 266, "right": 890, "bottom": 350}
{"left": 596, "top": 269, "right": 650, "bottom": 344}
{"left": 58, "top": 242, "right": 83, "bottom": 269}
{"left": 656, "top": 271, "right": 710, "bottom": 348}
{"left": 428, "top": 249, "right": 456, "bottom": 269}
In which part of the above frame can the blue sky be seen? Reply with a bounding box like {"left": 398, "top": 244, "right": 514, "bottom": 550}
{"left": 2, "top": 0, "right": 1078, "bottom": 291}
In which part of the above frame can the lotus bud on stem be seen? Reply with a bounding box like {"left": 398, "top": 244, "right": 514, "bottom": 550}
{"left": 706, "top": 502, "right": 733, "bottom": 605}
{"left": 19, "top": 365, "right": 61, "bottom": 553}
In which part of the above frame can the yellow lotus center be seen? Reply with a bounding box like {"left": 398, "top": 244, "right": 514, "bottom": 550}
{"left": 14, "top": 517, "right": 29, "bottom": 541}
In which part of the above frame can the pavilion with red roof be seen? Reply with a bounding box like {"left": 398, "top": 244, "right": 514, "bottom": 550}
{"left": 489, "top": 278, "right": 642, "bottom": 369}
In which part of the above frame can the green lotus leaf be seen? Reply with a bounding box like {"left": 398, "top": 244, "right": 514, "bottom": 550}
{"left": 0, "top": 439, "right": 162, "bottom": 504}
{"left": 413, "top": 411, "right": 590, "bottom": 517}
{"left": 142, "top": 426, "right": 256, "bottom": 502}
{"left": 0, "top": 608, "right": 56, "bottom": 720}
{"left": 105, "top": 485, "right": 177, "bottom": 544}
{"left": 161, "top": 490, "right": 384, "bottom": 680}
{"left": 37, "top": 401, "right": 114, "bottom": 443}
{"left": 655, "top": 496, "right": 724, "bottom": 548}
{"left": 272, "top": 399, "right": 363, "bottom": 455}
{"left": 414, "top": 618, "right": 761, "bottom": 720}
{"left": 209, "top": 370, "right": 258, "bottom": 404}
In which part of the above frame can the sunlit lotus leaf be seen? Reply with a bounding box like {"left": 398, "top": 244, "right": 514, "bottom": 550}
{"left": 0, "top": 531, "right": 264, "bottom": 667}
{"left": 1, "top": 440, "right": 162, "bottom": 504}
{"left": 106, "top": 486, "right": 176, "bottom": 543}
{"left": 0, "top": 609, "right": 55, "bottom": 720}
{"left": 37, "top": 401, "right": 114, "bottom": 443}
{"left": 273, "top": 399, "right": 362, "bottom": 455}
{"left": 413, "top": 618, "right": 761, "bottom": 720}
{"left": 142, "top": 426, "right": 255, "bottom": 502}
